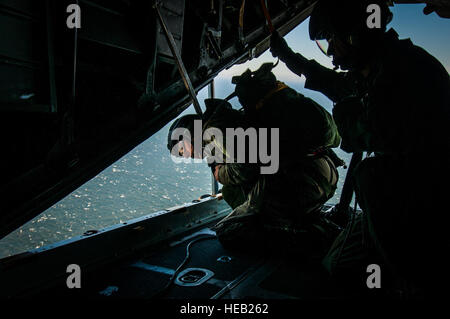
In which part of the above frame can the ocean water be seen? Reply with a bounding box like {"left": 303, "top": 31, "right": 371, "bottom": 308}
{"left": 0, "top": 77, "right": 352, "bottom": 259}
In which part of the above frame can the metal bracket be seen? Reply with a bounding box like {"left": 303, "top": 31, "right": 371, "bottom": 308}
{"left": 174, "top": 268, "right": 215, "bottom": 287}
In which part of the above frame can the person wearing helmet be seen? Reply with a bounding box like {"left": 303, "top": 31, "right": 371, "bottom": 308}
{"left": 167, "top": 63, "right": 344, "bottom": 255}
{"left": 271, "top": 0, "right": 450, "bottom": 296}
{"left": 167, "top": 98, "right": 259, "bottom": 210}
{"left": 167, "top": 97, "right": 281, "bottom": 251}
{"left": 212, "top": 62, "right": 343, "bottom": 255}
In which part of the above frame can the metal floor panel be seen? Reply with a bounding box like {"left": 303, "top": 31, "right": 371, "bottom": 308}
{"left": 93, "top": 229, "right": 265, "bottom": 299}
{"left": 35, "top": 224, "right": 351, "bottom": 299}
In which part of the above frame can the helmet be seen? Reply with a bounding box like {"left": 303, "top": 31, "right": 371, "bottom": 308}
{"left": 309, "top": 0, "right": 393, "bottom": 41}
{"left": 167, "top": 98, "right": 233, "bottom": 157}
{"left": 232, "top": 62, "right": 277, "bottom": 113}
{"left": 167, "top": 114, "right": 201, "bottom": 156}
{"left": 309, "top": 0, "right": 392, "bottom": 70}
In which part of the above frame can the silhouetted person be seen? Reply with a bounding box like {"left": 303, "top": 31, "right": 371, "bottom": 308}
{"left": 271, "top": 0, "right": 450, "bottom": 297}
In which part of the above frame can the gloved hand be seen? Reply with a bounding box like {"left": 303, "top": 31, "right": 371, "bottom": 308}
{"left": 423, "top": 3, "right": 450, "bottom": 18}
{"left": 270, "top": 30, "right": 293, "bottom": 59}
{"left": 213, "top": 164, "right": 223, "bottom": 182}
{"left": 270, "top": 30, "right": 310, "bottom": 77}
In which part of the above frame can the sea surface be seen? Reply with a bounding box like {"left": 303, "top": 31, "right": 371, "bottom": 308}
{"left": 0, "top": 78, "right": 352, "bottom": 259}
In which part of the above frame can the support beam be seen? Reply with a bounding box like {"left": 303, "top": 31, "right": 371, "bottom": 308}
{"left": 154, "top": 1, "right": 203, "bottom": 116}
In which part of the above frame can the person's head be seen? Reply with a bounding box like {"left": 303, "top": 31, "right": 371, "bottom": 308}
{"left": 167, "top": 98, "right": 233, "bottom": 159}
{"left": 309, "top": 0, "right": 393, "bottom": 71}
{"left": 167, "top": 114, "right": 203, "bottom": 159}
{"left": 232, "top": 62, "right": 278, "bottom": 113}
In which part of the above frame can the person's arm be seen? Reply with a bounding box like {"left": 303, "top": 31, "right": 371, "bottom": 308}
{"left": 270, "top": 31, "right": 354, "bottom": 102}
{"left": 205, "top": 106, "right": 261, "bottom": 186}
{"left": 215, "top": 163, "right": 259, "bottom": 186}
{"left": 302, "top": 59, "right": 355, "bottom": 102}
